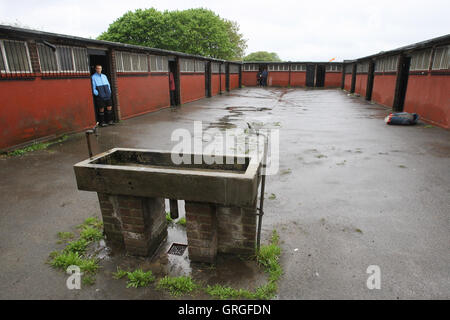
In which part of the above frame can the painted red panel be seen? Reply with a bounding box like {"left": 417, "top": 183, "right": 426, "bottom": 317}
{"left": 268, "top": 72, "right": 289, "bottom": 87}
{"left": 242, "top": 71, "right": 258, "bottom": 86}
{"left": 230, "top": 74, "right": 239, "bottom": 90}
{"left": 291, "top": 72, "right": 306, "bottom": 87}
{"left": 344, "top": 74, "right": 353, "bottom": 91}
{"left": 324, "top": 72, "right": 342, "bottom": 88}
{"left": 180, "top": 73, "right": 205, "bottom": 104}
{"left": 372, "top": 74, "right": 397, "bottom": 107}
{"left": 404, "top": 74, "right": 450, "bottom": 129}
{"left": 221, "top": 74, "right": 226, "bottom": 92}
{"left": 354, "top": 74, "right": 368, "bottom": 97}
{"left": 211, "top": 74, "right": 221, "bottom": 96}
{"left": 0, "top": 77, "right": 95, "bottom": 150}
{"left": 118, "top": 74, "right": 170, "bottom": 119}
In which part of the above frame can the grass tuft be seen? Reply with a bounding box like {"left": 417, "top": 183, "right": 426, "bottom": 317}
{"left": 157, "top": 276, "right": 198, "bottom": 296}
{"left": 126, "top": 269, "right": 155, "bottom": 288}
{"left": 176, "top": 217, "right": 186, "bottom": 226}
{"left": 64, "top": 238, "right": 90, "bottom": 255}
{"left": 57, "top": 232, "right": 75, "bottom": 241}
{"left": 166, "top": 212, "right": 173, "bottom": 223}
{"left": 80, "top": 226, "right": 103, "bottom": 242}
{"left": 49, "top": 251, "right": 99, "bottom": 274}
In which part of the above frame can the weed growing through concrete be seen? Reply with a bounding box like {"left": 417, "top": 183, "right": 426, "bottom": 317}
{"left": 205, "top": 230, "right": 282, "bottom": 300}
{"left": 57, "top": 232, "right": 75, "bottom": 241}
{"left": 126, "top": 269, "right": 156, "bottom": 288}
{"left": 6, "top": 135, "right": 68, "bottom": 157}
{"left": 112, "top": 267, "right": 128, "bottom": 279}
{"left": 50, "top": 251, "right": 99, "bottom": 274}
{"left": 157, "top": 276, "right": 198, "bottom": 296}
{"left": 63, "top": 238, "right": 90, "bottom": 255}
{"left": 176, "top": 217, "right": 186, "bottom": 227}
{"left": 48, "top": 216, "right": 104, "bottom": 285}
{"left": 80, "top": 226, "right": 103, "bottom": 242}
{"left": 112, "top": 267, "right": 156, "bottom": 288}
{"left": 82, "top": 274, "right": 96, "bottom": 286}
{"left": 166, "top": 212, "right": 173, "bottom": 223}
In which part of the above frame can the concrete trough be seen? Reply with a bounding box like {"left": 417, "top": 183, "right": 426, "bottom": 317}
{"left": 73, "top": 148, "right": 262, "bottom": 262}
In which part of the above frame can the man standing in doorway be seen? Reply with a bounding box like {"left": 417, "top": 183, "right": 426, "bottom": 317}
{"left": 92, "top": 65, "right": 113, "bottom": 126}
{"left": 261, "top": 68, "right": 268, "bottom": 87}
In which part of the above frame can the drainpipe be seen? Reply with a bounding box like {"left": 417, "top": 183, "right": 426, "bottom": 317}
{"left": 247, "top": 122, "right": 268, "bottom": 253}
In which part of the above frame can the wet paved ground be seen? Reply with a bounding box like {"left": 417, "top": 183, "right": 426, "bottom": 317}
{"left": 0, "top": 87, "right": 449, "bottom": 299}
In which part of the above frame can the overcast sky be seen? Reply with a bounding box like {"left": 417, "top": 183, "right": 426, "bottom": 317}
{"left": 1, "top": 0, "right": 449, "bottom": 61}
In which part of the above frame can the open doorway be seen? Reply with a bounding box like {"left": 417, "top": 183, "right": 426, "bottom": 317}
{"left": 315, "top": 64, "right": 325, "bottom": 87}
{"left": 169, "top": 59, "right": 180, "bottom": 106}
{"left": 306, "top": 64, "right": 315, "bottom": 87}
{"left": 205, "top": 61, "right": 211, "bottom": 97}
{"left": 88, "top": 50, "right": 116, "bottom": 123}
{"left": 393, "top": 56, "right": 411, "bottom": 112}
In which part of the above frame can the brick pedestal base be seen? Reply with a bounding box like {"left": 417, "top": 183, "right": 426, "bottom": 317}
{"left": 97, "top": 193, "right": 167, "bottom": 257}
{"left": 185, "top": 201, "right": 257, "bottom": 263}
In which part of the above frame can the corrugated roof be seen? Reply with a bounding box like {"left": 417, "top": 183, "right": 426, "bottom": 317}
{"left": 0, "top": 24, "right": 243, "bottom": 64}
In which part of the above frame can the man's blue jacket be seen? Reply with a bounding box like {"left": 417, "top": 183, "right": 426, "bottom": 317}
{"left": 91, "top": 73, "right": 111, "bottom": 100}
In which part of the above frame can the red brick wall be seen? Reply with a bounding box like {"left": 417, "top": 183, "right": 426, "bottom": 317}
{"left": 268, "top": 72, "right": 289, "bottom": 87}
{"left": 324, "top": 72, "right": 342, "bottom": 88}
{"left": 344, "top": 74, "right": 353, "bottom": 91}
{"left": 211, "top": 74, "right": 221, "bottom": 96}
{"left": 0, "top": 77, "right": 95, "bottom": 150}
{"left": 291, "top": 72, "right": 306, "bottom": 87}
{"left": 242, "top": 71, "right": 258, "bottom": 86}
{"left": 230, "top": 74, "right": 239, "bottom": 90}
{"left": 117, "top": 73, "right": 170, "bottom": 119}
{"left": 372, "top": 74, "right": 397, "bottom": 107}
{"left": 354, "top": 74, "right": 368, "bottom": 97}
{"left": 180, "top": 73, "right": 205, "bottom": 104}
{"left": 404, "top": 74, "right": 450, "bottom": 129}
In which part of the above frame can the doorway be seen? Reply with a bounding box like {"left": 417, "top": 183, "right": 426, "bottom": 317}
{"left": 169, "top": 59, "right": 180, "bottom": 106}
{"left": 306, "top": 64, "right": 315, "bottom": 87}
{"left": 315, "top": 64, "right": 325, "bottom": 87}
{"left": 393, "top": 56, "right": 411, "bottom": 112}
{"left": 88, "top": 50, "right": 116, "bottom": 123}
{"left": 205, "top": 61, "right": 211, "bottom": 97}
{"left": 366, "top": 61, "right": 375, "bottom": 101}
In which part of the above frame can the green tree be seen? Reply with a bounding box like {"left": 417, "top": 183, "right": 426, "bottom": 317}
{"left": 243, "top": 51, "right": 282, "bottom": 62}
{"left": 98, "top": 8, "right": 247, "bottom": 60}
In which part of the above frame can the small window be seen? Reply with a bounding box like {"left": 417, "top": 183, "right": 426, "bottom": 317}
{"left": 432, "top": 45, "right": 450, "bottom": 70}
{"left": 356, "top": 62, "right": 369, "bottom": 73}
{"left": 410, "top": 49, "right": 432, "bottom": 71}
{"left": 195, "top": 60, "right": 205, "bottom": 73}
{"left": 37, "top": 43, "right": 58, "bottom": 72}
{"left": 180, "top": 58, "right": 195, "bottom": 72}
{"left": 37, "top": 43, "right": 88, "bottom": 73}
{"left": 230, "top": 64, "right": 240, "bottom": 74}
{"left": 345, "top": 64, "right": 353, "bottom": 74}
{"left": 1, "top": 39, "right": 32, "bottom": 73}
{"left": 117, "top": 51, "right": 149, "bottom": 72}
{"left": 73, "top": 47, "right": 89, "bottom": 72}
{"left": 220, "top": 64, "right": 226, "bottom": 73}
{"left": 139, "top": 55, "right": 149, "bottom": 72}
{"left": 212, "top": 62, "right": 220, "bottom": 73}
{"left": 57, "top": 46, "right": 74, "bottom": 71}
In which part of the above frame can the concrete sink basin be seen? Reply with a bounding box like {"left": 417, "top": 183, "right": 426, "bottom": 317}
{"left": 74, "top": 148, "right": 261, "bottom": 207}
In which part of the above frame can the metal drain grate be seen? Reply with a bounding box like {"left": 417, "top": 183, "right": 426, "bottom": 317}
{"left": 168, "top": 243, "right": 187, "bottom": 256}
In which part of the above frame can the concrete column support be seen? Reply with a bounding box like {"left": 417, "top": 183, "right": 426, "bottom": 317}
{"left": 97, "top": 193, "right": 167, "bottom": 257}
